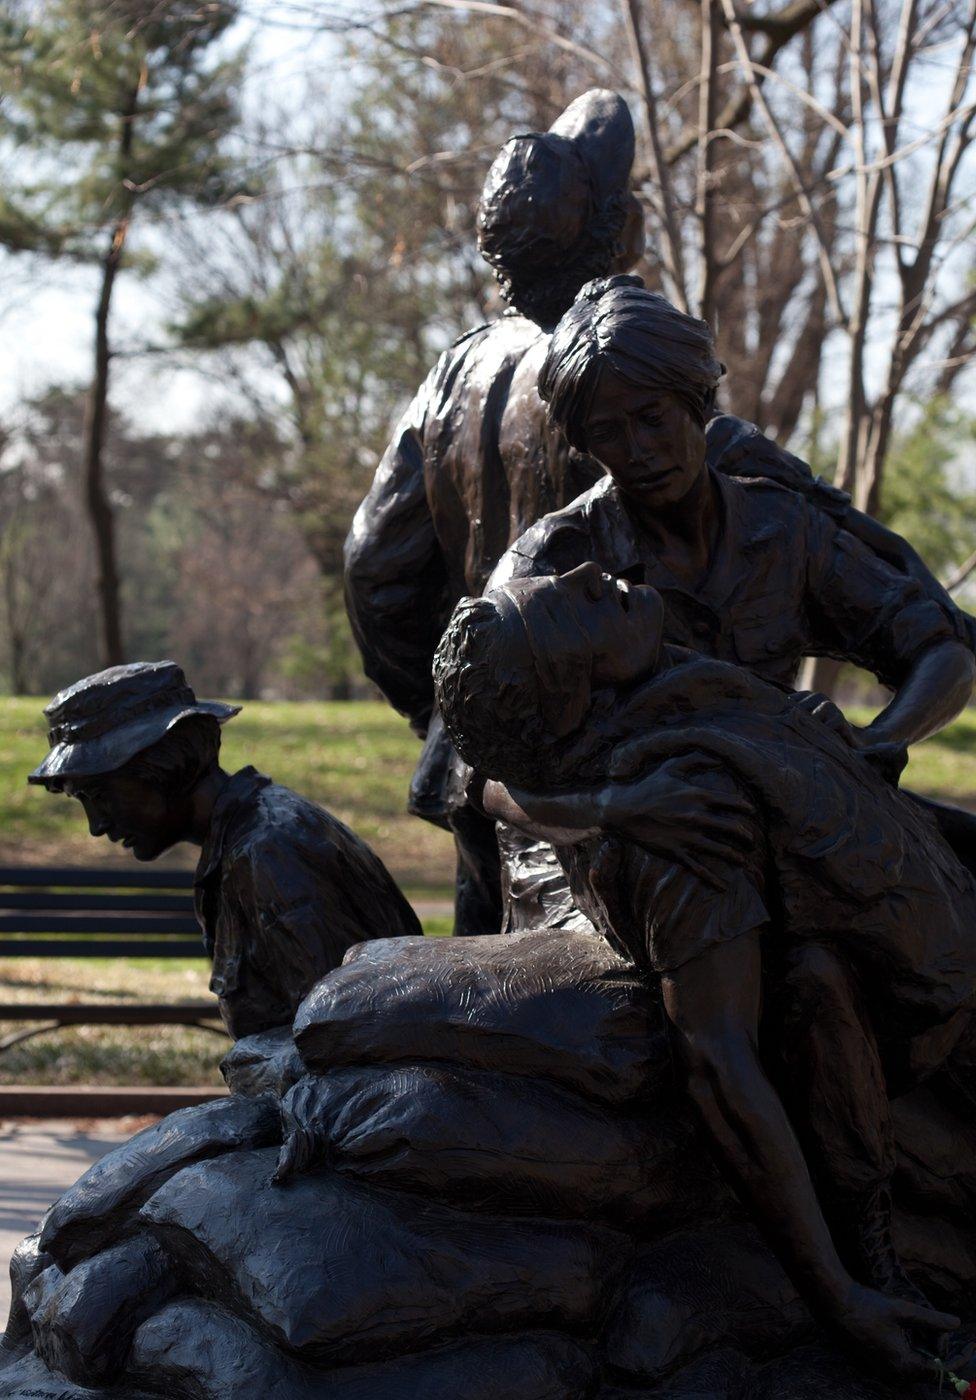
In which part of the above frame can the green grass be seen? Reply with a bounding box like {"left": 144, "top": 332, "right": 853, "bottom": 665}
{"left": 0, "top": 958, "right": 224, "bottom": 1088}
{"left": 0, "top": 697, "right": 457, "bottom": 1085}
{"left": 0, "top": 697, "right": 455, "bottom": 893}
{"left": 1, "top": 696, "right": 974, "bottom": 1086}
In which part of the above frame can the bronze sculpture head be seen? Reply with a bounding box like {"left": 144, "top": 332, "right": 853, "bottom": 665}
{"left": 434, "top": 564, "right": 665, "bottom": 789}
{"left": 29, "top": 661, "right": 238, "bottom": 860}
{"left": 539, "top": 274, "right": 725, "bottom": 509}
{"left": 477, "top": 91, "right": 644, "bottom": 329}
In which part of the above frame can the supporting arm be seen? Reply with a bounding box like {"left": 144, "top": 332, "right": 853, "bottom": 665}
{"left": 481, "top": 754, "right": 755, "bottom": 884}
{"left": 864, "top": 640, "right": 975, "bottom": 750}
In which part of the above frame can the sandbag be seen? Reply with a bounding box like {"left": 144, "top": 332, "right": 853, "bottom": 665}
{"left": 598, "top": 1348, "right": 751, "bottom": 1398}
{"left": 39, "top": 1094, "right": 280, "bottom": 1269}
{"left": 276, "top": 1065, "right": 727, "bottom": 1227}
{"left": 2, "top": 1234, "right": 53, "bottom": 1357}
{"left": 127, "top": 1298, "right": 595, "bottom": 1400}
{"left": 294, "top": 930, "right": 665, "bottom": 1104}
{"left": 892, "top": 1207, "right": 976, "bottom": 1305}
{"left": 742, "top": 1344, "right": 897, "bottom": 1399}
{"left": 603, "top": 1224, "right": 813, "bottom": 1383}
{"left": 0, "top": 1349, "right": 151, "bottom": 1398}
{"left": 22, "top": 1265, "right": 63, "bottom": 1341}
{"left": 30, "top": 1236, "right": 174, "bottom": 1387}
{"left": 653, "top": 1349, "right": 753, "bottom": 1398}
{"left": 140, "top": 1146, "right": 626, "bottom": 1364}
{"left": 220, "top": 1025, "right": 304, "bottom": 1099}
{"left": 893, "top": 1085, "right": 976, "bottom": 1220}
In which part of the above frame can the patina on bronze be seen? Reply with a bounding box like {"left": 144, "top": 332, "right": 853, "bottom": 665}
{"left": 346, "top": 100, "right": 972, "bottom": 940}
{"left": 434, "top": 563, "right": 974, "bottom": 1382}
{"left": 8, "top": 107, "right": 976, "bottom": 1400}
{"left": 487, "top": 276, "right": 976, "bottom": 911}
{"left": 344, "top": 89, "right": 643, "bottom": 937}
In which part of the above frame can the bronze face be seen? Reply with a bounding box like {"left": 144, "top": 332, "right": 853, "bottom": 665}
{"left": 519, "top": 563, "right": 665, "bottom": 690}
{"left": 580, "top": 370, "right": 708, "bottom": 511}
{"left": 62, "top": 771, "right": 189, "bottom": 862}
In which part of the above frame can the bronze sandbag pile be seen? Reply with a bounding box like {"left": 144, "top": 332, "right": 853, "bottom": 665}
{"left": 2, "top": 931, "right": 975, "bottom": 1398}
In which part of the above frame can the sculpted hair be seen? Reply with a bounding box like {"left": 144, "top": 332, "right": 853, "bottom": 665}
{"left": 433, "top": 596, "right": 557, "bottom": 790}
{"left": 434, "top": 594, "right": 622, "bottom": 791}
{"left": 539, "top": 274, "right": 725, "bottom": 449}
{"left": 481, "top": 188, "right": 633, "bottom": 331}
{"left": 120, "top": 715, "right": 222, "bottom": 796}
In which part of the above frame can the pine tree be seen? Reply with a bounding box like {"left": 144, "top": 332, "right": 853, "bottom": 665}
{"left": 0, "top": 0, "right": 248, "bottom": 664}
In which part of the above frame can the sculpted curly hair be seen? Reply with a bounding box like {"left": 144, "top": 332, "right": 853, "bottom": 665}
{"left": 434, "top": 590, "right": 625, "bottom": 791}
{"left": 433, "top": 596, "right": 553, "bottom": 789}
{"left": 480, "top": 187, "right": 633, "bottom": 331}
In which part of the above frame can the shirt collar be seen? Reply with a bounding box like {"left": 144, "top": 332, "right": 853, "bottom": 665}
{"left": 593, "top": 470, "right": 781, "bottom": 606}
{"left": 195, "top": 766, "right": 272, "bottom": 885}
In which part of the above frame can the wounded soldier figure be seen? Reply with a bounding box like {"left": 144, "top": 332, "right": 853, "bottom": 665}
{"left": 28, "top": 661, "right": 421, "bottom": 1039}
{"left": 434, "top": 565, "right": 974, "bottom": 1383}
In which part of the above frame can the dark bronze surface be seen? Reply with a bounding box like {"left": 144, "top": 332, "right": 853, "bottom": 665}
{"left": 8, "top": 97, "right": 976, "bottom": 1400}
{"left": 28, "top": 666, "right": 421, "bottom": 1039}
{"left": 431, "top": 275, "right": 976, "bottom": 1387}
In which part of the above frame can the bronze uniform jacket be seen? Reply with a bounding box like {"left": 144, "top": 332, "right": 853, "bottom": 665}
{"left": 194, "top": 767, "right": 421, "bottom": 1040}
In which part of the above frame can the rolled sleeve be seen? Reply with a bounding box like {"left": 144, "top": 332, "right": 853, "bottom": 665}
{"left": 805, "top": 509, "right": 956, "bottom": 687}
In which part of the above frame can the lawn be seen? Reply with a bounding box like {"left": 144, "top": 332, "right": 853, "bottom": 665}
{"left": 0, "top": 695, "right": 974, "bottom": 1086}
{"left": 0, "top": 697, "right": 456, "bottom": 895}
{"left": 0, "top": 696, "right": 455, "bottom": 1085}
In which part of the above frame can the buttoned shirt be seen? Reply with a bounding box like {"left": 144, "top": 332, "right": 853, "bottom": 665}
{"left": 491, "top": 470, "right": 957, "bottom": 689}
{"left": 194, "top": 767, "right": 421, "bottom": 1040}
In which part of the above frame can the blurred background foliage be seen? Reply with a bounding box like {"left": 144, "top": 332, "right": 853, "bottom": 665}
{"left": 0, "top": 0, "right": 974, "bottom": 699}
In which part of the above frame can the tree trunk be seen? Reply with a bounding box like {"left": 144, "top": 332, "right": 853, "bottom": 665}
{"left": 802, "top": 655, "right": 843, "bottom": 696}
{"left": 83, "top": 81, "right": 140, "bottom": 669}
{"left": 84, "top": 223, "right": 127, "bottom": 668}
{"left": 10, "top": 633, "right": 27, "bottom": 696}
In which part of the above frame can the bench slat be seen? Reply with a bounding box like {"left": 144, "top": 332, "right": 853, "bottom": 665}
{"left": 0, "top": 938, "right": 204, "bottom": 958}
{"left": 0, "top": 867, "right": 194, "bottom": 890}
{"left": 0, "top": 892, "right": 195, "bottom": 913}
{"left": 0, "top": 915, "right": 200, "bottom": 934}
{"left": 0, "top": 1002, "right": 221, "bottom": 1024}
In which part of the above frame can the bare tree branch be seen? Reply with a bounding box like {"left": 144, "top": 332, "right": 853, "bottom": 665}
{"left": 696, "top": 0, "right": 720, "bottom": 322}
{"left": 717, "top": 0, "right": 845, "bottom": 323}
{"left": 945, "top": 548, "right": 976, "bottom": 594}
{"left": 666, "top": 0, "right": 841, "bottom": 162}
{"left": 622, "top": 0, "right": 690, "bottom": 310}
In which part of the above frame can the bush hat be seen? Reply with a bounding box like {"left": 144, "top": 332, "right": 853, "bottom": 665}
{"left": 477, "top": 89, "right": 636, "bottom": 273}
{"left": 28, "top": 661, "right": 240, "bottom": 788}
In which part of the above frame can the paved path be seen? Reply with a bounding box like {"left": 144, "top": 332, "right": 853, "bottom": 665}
{"left": 0, "top": 1117, "right": 138, "bottom": 1321}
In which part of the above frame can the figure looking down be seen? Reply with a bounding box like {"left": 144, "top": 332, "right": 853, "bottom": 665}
{"left": 29, "top": 661, "right": 421, "bottom": 1039}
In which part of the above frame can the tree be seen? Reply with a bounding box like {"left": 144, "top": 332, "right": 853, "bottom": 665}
{"left": 0, "top": 0, "right": 248, "bottom": 665}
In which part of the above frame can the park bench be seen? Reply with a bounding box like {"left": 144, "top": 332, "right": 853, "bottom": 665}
{"left": 0, "top": 865, "right": 225, "bottom": 1057}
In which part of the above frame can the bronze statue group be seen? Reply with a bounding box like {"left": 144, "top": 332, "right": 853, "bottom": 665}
{"left": 5, "top": 91, "right": 976, "bottom": 1400}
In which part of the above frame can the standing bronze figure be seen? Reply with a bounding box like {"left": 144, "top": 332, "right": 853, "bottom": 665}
{"left": 344, "top": 90, "right": 643, "bottom": 935}
{"left": 346, "top": 96, "right": 971, "bottom": 939}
